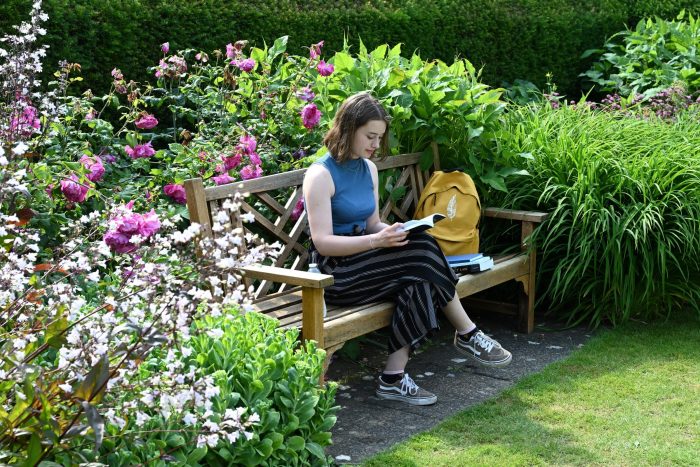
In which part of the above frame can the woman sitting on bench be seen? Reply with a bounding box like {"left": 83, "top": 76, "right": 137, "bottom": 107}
{"left": 302, "top": 92, "right": 512, "bottom": 406}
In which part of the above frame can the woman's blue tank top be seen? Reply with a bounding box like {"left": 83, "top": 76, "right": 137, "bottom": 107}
{"left": 314, "top": 153, "right": 375, "bottom": 234}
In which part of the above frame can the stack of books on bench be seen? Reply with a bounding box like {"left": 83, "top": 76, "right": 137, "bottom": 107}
{"left": 445, "top": 253, "right": 494, "bottom": 273}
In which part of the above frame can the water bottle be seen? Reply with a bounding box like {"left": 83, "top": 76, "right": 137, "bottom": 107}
{"left": 307, "top": 262, "right": 328, "bottom": 318}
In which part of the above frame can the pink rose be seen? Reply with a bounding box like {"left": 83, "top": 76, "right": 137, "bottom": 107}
{"left": 125, "top": 142, "right": 156, "bottom": 159}
{"left": 296, "top": 86, "right": 315, "bottom": 102}
{"left": 291, "top": 198, "right": 305, "bottom": 221}
{"left": 240, "top": 164, "right": 263, "bottom": 180}
{"left": 138, "top": 210, "right": 161, "bottom": 237}
{"left": 223, "top": 153, "right": 242, "bottom": 170}
{"left": 9, "top": 105, "right": 40, "bottom": 137}
{"left": 104, "top": 230, "right": 135, "bottom": 254}
{"left": 79, "top": 155, "right": 105, "bottom": 182}
{"left": 60, "top": 174, "right": 89, "bottom": 203}
{"left": 249, "top": 152, "right": 261, "bottom": 165}
{"left": 237, "top": 134, "right": 256, "bottom": 155}
{"left": 135, "top": 114, "right": 158, "bottom": 130}
{"left": 300, "top": 103, "right": 322, "bottom": 129}
{"left": 236, "top": 58, "right": 255, "bottom": 72}
{"left": 212, "top": 173, "right": 235, "bottom": 185}
{"left": 317, "top": 60, "right": 334, "bottom": 77}
{"left": 225, "top": 43, "right": 235, "bottom": 59}
{"left": 163, "top": 183, "right": 187, "bottom": 204}
{"left": 161, "top": 42, "right": 169, "bottom": 54}
{"left": 309, "top": 40, "right": 324, "bottom": 60}
{"left": 117, "top": 213, "right": 140, "bottom": 234}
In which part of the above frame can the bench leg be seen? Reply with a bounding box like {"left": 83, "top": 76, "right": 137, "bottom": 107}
{"left": 516, "top": 276, "right": 535, "bottom": 333}
{"left": 321, "top": 343, "right": 345, "bottom": 384}
{"left": 517, "top": 222, "right": 537, "bottom": 334}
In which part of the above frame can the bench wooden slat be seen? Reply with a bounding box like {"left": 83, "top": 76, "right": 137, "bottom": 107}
{"left": 483, "top": 208, "right": 549, "bottom": 223}
{"left": 240, "top": 265, "right": 334, "bottom": 288}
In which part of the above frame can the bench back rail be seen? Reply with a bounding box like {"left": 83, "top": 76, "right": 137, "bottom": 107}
{"left": 184, "top": 149, "right": 437, "bottom": 300}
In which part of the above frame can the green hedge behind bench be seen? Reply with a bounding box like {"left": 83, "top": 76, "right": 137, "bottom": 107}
{"left": 2, "top": 0, "right": 700, "bottom": 96}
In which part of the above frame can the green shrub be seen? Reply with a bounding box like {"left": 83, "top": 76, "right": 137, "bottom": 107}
{"left": 104, "top": 312, "right": 338, "bottom": 466}
{"left": 582, "top": 11, "right": 700, "bottom": 97}
{"left": 4, "top": 0, "right": 700, "bottom": 97}
{"left": 498, "top": 104, "right": 700, "bottom": 326}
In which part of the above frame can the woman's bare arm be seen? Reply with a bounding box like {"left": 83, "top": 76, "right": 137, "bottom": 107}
{"left": 303, "top": 162, "right": 408, "bottom": 257}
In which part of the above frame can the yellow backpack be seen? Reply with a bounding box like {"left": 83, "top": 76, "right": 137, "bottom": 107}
{"left": 414, "top": 170, "right": 481, "bottom": 255}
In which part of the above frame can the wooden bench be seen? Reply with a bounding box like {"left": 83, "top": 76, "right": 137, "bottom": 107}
{"left": 184, "top": 144, "right": 548, "bottom": 371}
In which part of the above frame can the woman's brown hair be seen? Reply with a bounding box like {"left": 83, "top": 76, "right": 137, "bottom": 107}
{"left": 323, "top": 92, "right": 391, "bottom": 163}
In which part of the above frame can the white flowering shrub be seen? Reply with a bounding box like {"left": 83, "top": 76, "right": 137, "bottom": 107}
{"left": 0, "top": 157, "right": 288, "bottom": 464}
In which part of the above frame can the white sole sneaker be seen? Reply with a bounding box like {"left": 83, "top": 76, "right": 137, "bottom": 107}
{"left": 375, "top": 390, "right": 437, "bottom": 406}
{"left": 454, "top": 333, "right": 513, "bottom": 367}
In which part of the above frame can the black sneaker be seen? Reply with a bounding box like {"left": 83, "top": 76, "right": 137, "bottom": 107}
{"left": 454, "top": 330, "right": 512, "bottom": 367}
{"left": 375, "top": 373, "right": 437, "bottom": 406}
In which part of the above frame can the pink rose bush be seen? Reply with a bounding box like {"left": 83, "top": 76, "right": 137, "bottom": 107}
{"left": 60, "top": 174, "right": 90, "bottom": 203}
{"left": 163, "top": 183, "right": 187, "bottom": 204}
{"left": 212, "top": 134, "right": 264, "bottom": 184}
{"left": 103, "top": 203, "right": 161, "bottom": 253}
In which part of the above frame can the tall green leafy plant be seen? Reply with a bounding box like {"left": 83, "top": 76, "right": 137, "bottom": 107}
{"left": 498, "top": 104, "right": 700, "bottom": 326}
{"left": 582, "top": 10, "right": 700, "bottom": 98}
{"left": 322, "top": 40, "right": 526, "bottom": 194}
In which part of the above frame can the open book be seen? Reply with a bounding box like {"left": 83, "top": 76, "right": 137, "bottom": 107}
{"left": 399, "top": 213, "right": 446, "bottom": 233}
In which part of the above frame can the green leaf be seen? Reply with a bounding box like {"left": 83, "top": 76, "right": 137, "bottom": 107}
{"left": 468, "top": 126, "right": 484, "bottom": 141}
{"left": 25, "top": 434, "right": 42, "bottom": 467}
{"left": 305, "top": 441, "right": 325, "bottom": 459}
{"left": 125, "top": 132, "right": 138, "bottom": 148}
{"left": 370, "top": 44, "right": 388, "bottom": 60}
{"left": 45, "top": 312, "right": 69, "bottom": 349}
{"left": 82, "top": 401, "right": 105, "bottom": 450}
{"left": 250, "top": 47, "right": 266, "bottom": 66}
{"left": 332, "top": 52, "right": 355, "bottom": 73}
{"left": 74, "top": 355, "right": 109, "bottom": 403}
{"left": 287, "top": 436, "right": 305, "bottom": 451}
{"left": 268, "top": 36, "right": 288, "bottom": 62}
{"left": 166, "top": 433, "right": 186, "bottom": 448}
{"left": 187, "top": 446, "right": 207, "bottom": 464}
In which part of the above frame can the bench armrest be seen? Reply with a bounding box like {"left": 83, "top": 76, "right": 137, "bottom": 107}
{"left": 483, "top": 208, "right": 549, "bottom": 223}
{"left": 240, "top": 264, "right": 334, "bottom": 288}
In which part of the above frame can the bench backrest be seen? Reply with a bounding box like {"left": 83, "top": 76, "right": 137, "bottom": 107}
{"left": 184, "top": 144, "right": 440, "bottom": 298}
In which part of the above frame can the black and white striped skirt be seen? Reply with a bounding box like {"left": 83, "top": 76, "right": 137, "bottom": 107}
{"left": 316, "top": 232, "right": 458, "bottom": 354}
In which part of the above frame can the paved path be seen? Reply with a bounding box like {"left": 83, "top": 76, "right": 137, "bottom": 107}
{"left": 325, "top": 316, "right": 593, "bottom": 464}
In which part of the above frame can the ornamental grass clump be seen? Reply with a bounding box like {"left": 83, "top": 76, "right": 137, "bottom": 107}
{"left": 499, "top": 104, "right": 700, "bottom": 326}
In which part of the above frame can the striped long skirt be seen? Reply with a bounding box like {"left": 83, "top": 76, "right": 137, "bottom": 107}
{"left": 316, "top": 232, "right": 458, "bottom": 354}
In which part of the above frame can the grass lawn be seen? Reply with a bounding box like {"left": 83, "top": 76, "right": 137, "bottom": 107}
{"left": 364, "top": 314, "right": 700, "bottom": 466}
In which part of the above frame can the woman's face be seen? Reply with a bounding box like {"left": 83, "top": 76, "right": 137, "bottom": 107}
{"left": 350, "top": 119, "right": 386, "bottom": 159}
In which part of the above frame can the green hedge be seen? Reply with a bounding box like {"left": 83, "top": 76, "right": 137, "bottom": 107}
{"left": 3, "top": 0, "right": 700, "bottom": 96}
